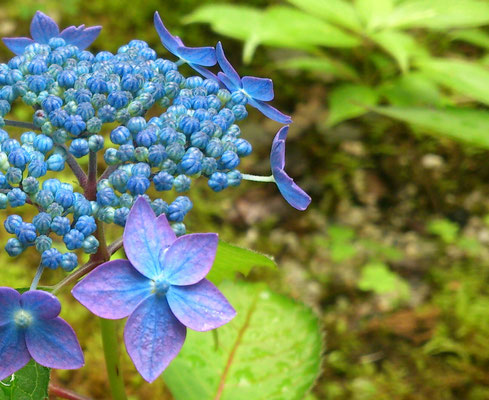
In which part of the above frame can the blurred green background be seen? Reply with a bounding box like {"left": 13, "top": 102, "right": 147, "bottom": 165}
{"left": 4, "top": 0, "right": 489, "bottom": 399}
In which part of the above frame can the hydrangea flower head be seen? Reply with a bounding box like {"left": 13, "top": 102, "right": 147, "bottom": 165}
{"left": 154, "top": 11, "right": 217, "bottom": 76}
{"left": 72, "top": 197, "right": 236, "bottom": 382}
{"left": 271, "top": 126, "right": 311, "bottom": 210}
{"left": 0, "top": 288, "right": 84, "bottom": 380}
{"left": 3, "top": 11, "right": 101, "bottom": 55}
{"left": 215, "top": 42, "right": 292, "bottom": 124}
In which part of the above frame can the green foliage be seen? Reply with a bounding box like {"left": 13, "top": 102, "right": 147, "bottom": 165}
{"left": 207, "top": 241, "right": 276, "bottom": 284}
{"left": 427, "top": 219, "right": 460, "bottom": 244}
{"left": 0, "top": 361, "right": 50, "bottom": 400}
{"left": 358, "top": 262, "right": 410, "bottom": 300}
{"left": 164, "top": 281, "right": 322, "bottom": 400}
{"left": 189, "top": 0, "right": 489, "bottom": 146}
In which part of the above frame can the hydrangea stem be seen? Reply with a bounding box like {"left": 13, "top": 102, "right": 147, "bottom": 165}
{"left": 48, "top": 384, "right": 92, "bottom": 400}
{"left": 100, "top": 318, "right": 128, "bottom": 400}
{"left": 58, "top": 144, "right": 88, "bottom": 189}
{"left": 29, "top": 264, "right": 45, "bottom": 291}
{"left": 241, "top": 173, "right": 275, "bottom": 183}
{"left": 4, "top": 119, "right": 40, "bottom": 131}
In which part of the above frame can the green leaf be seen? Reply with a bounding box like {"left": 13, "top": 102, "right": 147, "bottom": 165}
{"left": 358, "top": 262, "right": 410, "bottom": 299}
{"left": 427, "top": 218, "right": 459, "bottom": 244}
{"left": 450, "top": 29, "right": 489, "bottom": 49}
{"left": 418, "top": 58, "right": 489, "bottom": 106}
{"left": 277, "top": 56, "right": 359, "bottom": 81}
{"left": 285, "top": 0, "right": 362, "bottom": 31}
{"left": 374, "top": 106, "right": 489, "bottom": 149}
{"left": 207, "top": 241, "right": 276, "bottom": 284}
{"left": 327, "top": 84, "right": 379, "bottom": 126}
{"left": 0, "top": 360, "right": 50, "bottom": 400}
{"left": 370, "top": 30, "right": 417, "bottom": 72}
{"left": 354, "top": 0, "right": 394, "bottom": 31}
{"left": 164, "top": 281, "right": 323, "bottom": 400}
{"left": 387, "top": 0, "right": 489, "bottom": 30}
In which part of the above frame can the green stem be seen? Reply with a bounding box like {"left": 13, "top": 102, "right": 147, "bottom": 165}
{"left": 100, "top": 318, "right": 128, "bottom": 400}
{"left": 241, "top": 173, "right": 275, "bottom": 183}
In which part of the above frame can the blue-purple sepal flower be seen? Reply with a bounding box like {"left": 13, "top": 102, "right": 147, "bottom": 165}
{"left": 215, "top": 42, "right": 292, "bottom": 124}
{"left": 271, "top": 126, "right": 311, "bottom": 211}
{"left": 3, "top": 11, "right": 101, "bottom": 55}
{"left": 72, "top": 197, "right": 236, "bottom": 383}
{"left": 0, "top": 288, "right": 84, "bottom": 380}
{"left": 154, "top": 12, "right": 217, "bottom": 77}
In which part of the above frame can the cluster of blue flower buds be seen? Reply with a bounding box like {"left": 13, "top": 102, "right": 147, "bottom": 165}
{"left": 0, "top": 11, "right": 297, "bottom": 271}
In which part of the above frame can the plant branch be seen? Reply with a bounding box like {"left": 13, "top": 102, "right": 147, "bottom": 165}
{"left": 108, "top": 236, "right": 124, "bottom": 255}
{"left": 49, "top": 384, "right": 92, "bottom": 400}
{"left": 58, "top": 144, "right": 88, "bottom": 189}
{"left": 98, "top": 164, "right": 118, "bottom": 183}
{"left": 4, "top": 119, "right": 40, "bottom": 131}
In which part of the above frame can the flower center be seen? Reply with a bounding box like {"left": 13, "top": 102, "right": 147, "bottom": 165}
{"left": 151, "top": 278, "right": 170, "bottom": 296}
{"left": 14, "top": 310, "right": 33, "bottom": 328}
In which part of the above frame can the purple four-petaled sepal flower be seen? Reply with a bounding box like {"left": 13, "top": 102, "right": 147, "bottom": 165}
{"left": 72, "top": 197, "right": 236, "bottom": 383}
{"left": 0, "top": 288, "right": 84, "bottom": 380}
{"left": 3, "top": 11, "right": 102, "bottom": 55}
{"left": 215, "top": 42, "right": 292, "bottom": 124}
{"left": 271, "top": 126, "right": 311, "bottom": 210}
{"left": 154, "top": 11, "right": 217, "bottom": 78}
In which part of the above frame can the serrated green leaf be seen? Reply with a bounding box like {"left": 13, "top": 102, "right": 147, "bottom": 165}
{"left": 164, "top": 281, "right": 323, "bottom": 400}
{"left": 386, "top": 0, "right": 489, "bottom": 30}
{"left": 370, "top": 30, "right": 417, "bottom": 72}
{"left": 374, "top": 106, "right": 489, "bottom": 149}
{"left": 276, "top": 56, "right": 359, "bottom": 81}
{"left": 418, "top": 58, "right": 489, "bottom": 106}
{"left": 450, "top": 29, "right": 489, "bottom": 49}
{"left": 285, "top": 0, "right": 361, "bottom": 31}
{"left": 327, "top": 84, "right": 378, "bottom": 126}
{"left": 0, "top": 360, "right": 50, "bottom": 400}
{"left": 207, "top": 241, "right": 276, "bottom": 284}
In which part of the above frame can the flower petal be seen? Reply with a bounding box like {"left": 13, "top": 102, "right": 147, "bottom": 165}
{"left": 21, "top": 290, "right": 60, "bottom": 320}
{"left": 161, "top": 233, "right": 218, "bottom": 285}
{"left": 60, "top": 25, "right": 102, "bottom": 49}
{"left": 0, "top": 323, "right": 30, "bottom": 380}
{"left": 124, "top": 295, "right": 186, "bottom": 383}
{"left": 30, "top": 11, "right": 59, "bottom": 43}
{"left": 270, "top": 126, "right": 288, "bottom": 171}
{"left": 177, "top": 46, "right": 216, "bottom": 67}
{"left": 189, "top": 63, "right": 220, "bottom": 81}
{"left": 2, "top": 37, "right": 34, "bottom": 55}
{"left": 123, "top": 197, "right": 176, "bottom": 279}
{"left": 154, "top": 11, "right": 180, "bottom": 55}
{"left": 25, "top": 317, "right": 84, "bottom": 370}
{"left": 247, "top": 97, "right": 292, "bottom": 124}
{"left": 217, "top": 71, "right": 238, "bottom": 92}
{"left": 0, "top": 287, "right": 20, "bottom": 326}
{"left": 72, "top": 260, "right": 151, "bottom": 319}
{"left": 216, "top": 42, "right": 241, "bottom": 89}
{"left": 167, "top": 279, "right": 236, "bottom": 331}
{"left": 242, "top": 76, "right": 274, "bottom": 102}
{"left": 272, "top": 168, "right": 311, "bottom": 211}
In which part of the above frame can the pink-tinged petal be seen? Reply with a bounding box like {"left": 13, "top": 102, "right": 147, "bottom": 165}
{"left": 272, "top": 168, "right": 312, "bottom": 211}
{"left": 216, "top": 42, "right": 241, "bottom": 89}
{"left": 167, "top": 279, "right": 236, "bottom": 331}
{"left": 242, "top": 76, "right": 274, "bottom": 102}
{"left": 60, "top": 25, "right": 101, "bottom": 49}
{"left": 21, "top": 290, "right": 60, "bottom": 320}
{"left": 154, "top": 11, "right": 180, "bottom": 55}
{"left": 2, "top": 37, "right": 34, "bottom": 55}
{"left": 25, "top": 317, "right": 84, "bottom": 370}
{"left": 190, "top": 63, "right": 220, "bottom": 81}
{"left": 72, "top": 260, "right": 151, "bottom": 319}
{"left": 124, "top": 197, "right": 176, "bottom": 279}
{"left": 248, "top": 97, "right": 292, "bottom": 124}
{"left": 0, "top": 324, "right": 30, "bottom": 380}
{"left": 124, "top": 295, "right": 186, "bottom": 383}
{"left": 161, "top": 233, "right": 218, "bottom": 286}
{"left": 177, "top": 46, "right": 216, "bottom": 67}
{"left": 0, "top": 287, "right": 20, "bottom": 325}
{"left": 217, "top": 71, "right": 238, "bottom": 92}
{"left": 270, "top": 126, "right": 288, "bottom": 171}
{"left": 30, "top": 11, "right": 59, "bottom": 43}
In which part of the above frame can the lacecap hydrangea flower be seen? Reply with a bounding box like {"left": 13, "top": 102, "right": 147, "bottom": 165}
{"left": 271, "top": 126, "right": 311, "bottom": 211}
{"left": 3, "top": 11, "right": 101, "bottom": 55}
{"left": 0, "top": 288, "right": 84, "bottom": 380}
{"left": 72, "top": 197, "right": 236, "bottom": 382}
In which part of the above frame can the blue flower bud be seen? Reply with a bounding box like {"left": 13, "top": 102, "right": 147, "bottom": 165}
{"left": 6, "top": 167, "right": 22, "bottom": 185}
{"left": 147, "top": 144, "right": 167, "bottom": 166}
{"left": 127, "top": 175, "right": 150, "bottom": 195}
{"left": 7, "top": 188, "right": 26, "bottom": 207}
{"left": 74, "top": 89, "right": 92, "bottom": 104}
{"left": 117, "top": 144, "right": 135, "bottom": 162}
{"left": 6, "top": 238, "right": 24, "bottom": 256}
{"left": 208, "top": 172, "right": 228, "bottom": 192}
{"left": 127, "top": 116, "right": 146, "bottom": 134}
{"left": 41, "top": 95, "right": 62, "bottom": 113}
{"left": 108, "top": 91, "right": 129, "bottom": 109}
{"left": 16, "top": 222, "right": 37, "bottom": 244}
{"left": 4, "top": 214, "right": 22, "bottom": 234}
{"left": 132, "top": 163, "right": 151, "bottom": 178}
{"left": 63, "top": 229, "right": 84, "bottom": 250}
{"left": 151, "top": 199, "right": 168, "bottom": 216}
{"left": 173, "top": 175, "right": 191, "bottom": 193}
{"left": 48, "top": 108, "right": 68, "bottom": 128}
{"left": 81, "top": 235, "right": 99, "bottom": 254}
{"left": 8, "top": 148, "right": 29, "bottom": 169}
{"left": 28, "top": 59, "right": 47, "bottom": 74}
{"left": 114, "top": 207, "right": 130, "bottom": 226}
{"left": 46, "top": 153, "right": 65, "bottom": 171}
{"left": 60, "top": 183, "right": 73, "bottom": 192}
{"left": 205, "top": 138, "right": 224, "bottom": 158}
{"left": 119, "top": 193, "right": 133, "bottom": 208}
{"left": 22, "top": 176, "right": 39, "bottom": 194}
{"left": 76, "top": 102, "right": 95, "bottom": 121}
{"left": 33, "top": 212, "right": 52, "bottom": 234}
{"left": 230, "top": 90, "right": 248, "bottom": 105}
{"left": 203, "top": 79, "right": 220, "bottom": 95}
{"left": 234, "top": 138, "right": 252, "bottom": 157}
{"left": 104, "top": 148, "right": 119, "bottom": 165}
{"left": 207, "top": 95, "right": 222, "bottom": 110}
{"left": 171, "top": 222, "right": 186, "bottom": 236}
{"left": 55, "top": 189, "right": 74, "bottom": 209}
{"left": 96, "top": 187, "right": 117, "bottom": 206}
{"left": 121, "top": 74, "right": 142, "bottom": 92}
{"left": 35, "top": 235, "right": 52, "bottom": 253}
{"left": 160, "top": 159, "right": 177, "bottom": 175}
{"left": 43, "top": 179, "right": 61, "bottom": 195}
{"left": 27, "top": 76, "right": 46, "bottom": 93}
{"left": 2, "top": 138, "right": 21, "bottom": 155}
{"left": 75, "top": 215, "right": 97, "bottom": 237}
{"left": 135, "top": 128, "right": 157, "bottom": 147}
{"left": 97, "top": 206, "right": 115, "bottom": 223}
{"left": 153, "top": 171, "right": 174, "bottom": 191}
{"left": 232, "top": 104, "right": 248, "bottom": 121}
{"left": 217, "top": 88, "right": 232, "bottom": 104}
{"left": 73, "top": 197, "right": 92, "bottom": 218}
{"left": 69, "top": 139, "right": 90, "bottom": 158}
{"left": 167, "top": 196, "right": 192, "bottom": 222}
{"left": 108, "top": 169, "right": 129, "bottom": 192}
{"left": 201, "top": 157, "right": 218, "bottom": 176}
{"left": 28, "top": 159, "right": 47, "bottom": 178}
{"left": 0, "top": 100, "right": 11, "bottom": 117}
{"left": 47, "top": 202, "right": 64, "bottom": 217}
{"left": 64, "top": 115, "right": 86, "bottom": 136}
{"left": 88, "top": 134, "right": 104, "bottom": 152}
{"left": 227, "top": 170, "right": 242, "bottom": 187}
{"left": 58, "top": 70, "right": 77, "bottom": 88}
{"left": 60, "top": 252, "right": 78, "bottom": 272}
{"left": 166, "top": 142, "right": 185, "bottom": 162}
{"left": 20, "top": 131, "right": 35, "bottom": 145}
{"left": 35, "top": 189, "right": 54, "bottom": 209}
{"left": 51, "top": 216, "right": 71, "bottom": 236}
{"left": 219, "top": 150, "right": 240, "bottom": 170}
{"left": 42, "top": 248, "right": 62, "bottom": 269}
{"left": 87, "top": 77, "right": 108, "bottom": 94}
{"left": 180, "top": 154, "right": 202, "bottom": 176}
